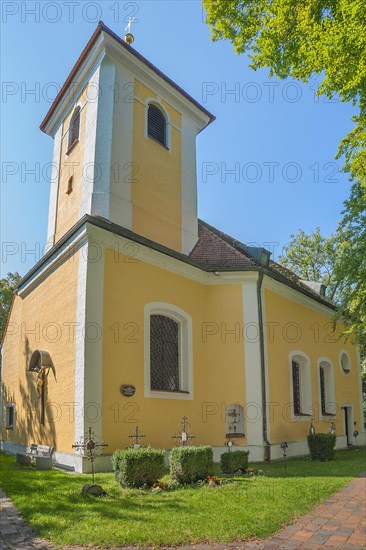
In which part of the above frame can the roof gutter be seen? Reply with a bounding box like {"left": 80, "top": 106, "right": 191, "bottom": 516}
{"left": 257, "top": 271, "right": 271, "bottom": 461}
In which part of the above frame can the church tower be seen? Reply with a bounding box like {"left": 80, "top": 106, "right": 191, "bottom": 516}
{"left": 41, "top": 22, "right": 214, "bottom": 254}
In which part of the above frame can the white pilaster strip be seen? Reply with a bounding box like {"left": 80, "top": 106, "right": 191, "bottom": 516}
{"left": 181, "top": 116, "right": 198, "bottom": 254}
{"left": 242, "top": 278, "right": 264, "bottom": 448}
{"left": 80, "top": 66, "right": 101, "bottom": 218}
{"left": 91, "top": 59, "right": 116, "bottom": 219}
{"left": 83, "top": 240, "right": 104, "bottom": 442}
{"left": 74, "top": 237, "right": 104, "bottom": 453}
{"left": 108, "top": 60, "right": 134, "bottom": 229}
{"left": 75, "top": 240, "right": 89, "bottom": 445}
{"left": 46, "top": 124, "right": 62, "bottom": 248}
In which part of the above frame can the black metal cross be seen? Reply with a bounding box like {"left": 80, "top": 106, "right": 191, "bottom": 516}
{"left": 72, "top": 427, "right": 108, "bottom": 484}
{"left": 171, "top": 416, "right": 195, "bottom": 446}
{"left": 128, "top": 426, "right": 146, "bottom": 447}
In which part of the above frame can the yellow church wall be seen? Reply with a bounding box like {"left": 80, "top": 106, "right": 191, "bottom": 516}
{"left": 132, "top": 79, "right": 183, "bottom": 252}
{"left": 1, "top": 251, "right": 81, "bottom": 451}
{"left": 54, "top": 84, "right": 89, "bottom": 243}
{"left": 264, "top": 288, "right": 361, "bottom": 444}
{"left": 102, "top": 248, "right": 246, "bottom": 451}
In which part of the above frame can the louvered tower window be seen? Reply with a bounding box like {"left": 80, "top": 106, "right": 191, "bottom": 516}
{"left": 292, "top": 360, "right": 301, "bottom": 415}
{"left": 147, "top": 104, "right": 167, "bottom": 147}
{"left": 68, "top": 106, "right": 81, "bottom": 149}
{"left": 150, "top": 315, "right": 179, "bottom": 391}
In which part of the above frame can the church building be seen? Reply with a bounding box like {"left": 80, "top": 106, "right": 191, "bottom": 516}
{"left": 1, "top": 23, "right": 364, "bottom": 472}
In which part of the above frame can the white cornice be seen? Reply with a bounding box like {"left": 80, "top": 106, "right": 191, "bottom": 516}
{"left": 87, "top": 223, "right": 256, "bottom": 286}
{"left": 102, "top": 35, "right": 210, "bottom": 131}
{"left": 42, "top": 31, "right": 211, "bottom": 137}
{"left": 17, "top": 227, "right": 88, "bottom": 298}
{"left": 263, "top": 275, "right": 335, "bottom": 318}
{"left": 42, "top": 35, "right": 106, "bottom": 137}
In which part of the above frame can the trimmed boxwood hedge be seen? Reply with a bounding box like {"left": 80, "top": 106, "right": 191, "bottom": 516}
{"left": 307, "top": 433, "right": 336, "bottom": 461}
{"left": 170, "top": 445, "right": 213, "bottom": 484}
{"left": 112, "top": 446, "right": 166, "bottom": 487}
{"left": 220, "top": 450, "right": 249, "bottom": 474}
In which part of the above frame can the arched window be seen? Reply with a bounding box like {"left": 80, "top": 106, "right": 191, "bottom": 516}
{"left": 144, "top": 303, "right": 193, "bottom": 399}
{"left": 68, "top": 106, "right": 81, "bottom": 150}
{"left": 147, "top": 103, "right": 167, "bottom": 147}
{"left": 150, "top": 314, "right": 179, "bottom": 391}
{"left": 290, "top": 352, "right": 312, "bottom": 417}
{"left": 292, "top": 360, "right": 301, "bottom": 415}
{"left": 319, "top": 360, "right": 336, "bottom": 417}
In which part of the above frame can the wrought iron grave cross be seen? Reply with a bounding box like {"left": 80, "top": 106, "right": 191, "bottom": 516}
{"left": 129, "top": 426, "right": 146, "bottom": 448}
{"left": 171, "top": 416, "right": 195, "bottom": 446}
{"left": 72, "top": 427, "right": 108, "bottom": 485}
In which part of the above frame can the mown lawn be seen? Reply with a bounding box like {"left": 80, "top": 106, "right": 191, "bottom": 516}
{"left": 0, "top": 448, "right": 365, "bottom": 548}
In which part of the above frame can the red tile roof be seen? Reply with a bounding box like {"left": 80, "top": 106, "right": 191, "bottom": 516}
{"left": 190, "top": 221, "right": 256, "bottom": 269}
{"left": 191, "top": 220, "right": 336, "bottom": 307}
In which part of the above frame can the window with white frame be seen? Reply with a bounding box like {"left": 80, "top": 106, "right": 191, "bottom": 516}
{"left": 150, "top": 314, "right": 180, "bottom": 391}
{"left": 290, "top": 353, "right": 312, "bottom": 417}
{"left": 5, "top": 403, "right": 15, "bottom": 429}
{"left": 144, "top": 303, "right": 192, "bottom": 398}
{"left": 319, "top": 360, "right": 336, "bottom": 417}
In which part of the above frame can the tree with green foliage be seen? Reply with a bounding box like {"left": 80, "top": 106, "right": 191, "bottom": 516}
{"left": 204, "top": 0, "right": 366, "bottom": 353}
{"left": 0, "top": 272, "right": 21, "bottom": 344}
{"left": 279, "top": 228, "right": 342, "bottom": 302}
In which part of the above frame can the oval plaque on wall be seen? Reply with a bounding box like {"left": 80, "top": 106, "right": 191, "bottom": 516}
{"left": 120, "top": 384, "right": 136, "bottom": 397}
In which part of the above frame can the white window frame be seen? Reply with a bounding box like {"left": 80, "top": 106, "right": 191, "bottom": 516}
{"left": 317, "top": 358, "right": 336, "bottom": 419}
{"left": 5, "top": 403, "right": 15, "bottom": 429}
{"left": 289, "top": 351, "right": 313, "bottom": 420}
{"left": 144, "top": 302, "right": 193, "bottom": 400}
{"left": 144, "top": 98, "right": 171, "bottom": 151}
{"left": 339, "top": 349, "right": 351, "bottom": 375}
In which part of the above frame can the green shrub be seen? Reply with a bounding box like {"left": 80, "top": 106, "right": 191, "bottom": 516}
{"left": 307, "top": 433, "right": 336, "bottom": 461}
{"left": 220, "top": 450, "right": 249, "bottom": 474}
{"left": 170, "top": 446, "right": 213, "bottom": 484}
{"left": 112, "top": 446, "right": 166, "bottom": 487}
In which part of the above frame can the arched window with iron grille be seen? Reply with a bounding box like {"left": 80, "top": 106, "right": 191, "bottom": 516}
{"left": 68, "top": 106, "right": 81, "bottom": 150}
{"left": 150, "top": 314, "right": 179, "bottom": 391}
{"left": 147, "top": 103, "right": 167, "bottom": 147}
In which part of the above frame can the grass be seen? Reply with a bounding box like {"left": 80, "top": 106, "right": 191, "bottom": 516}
{"left": 0, "top": 448, "right": 365, "bottom": 548}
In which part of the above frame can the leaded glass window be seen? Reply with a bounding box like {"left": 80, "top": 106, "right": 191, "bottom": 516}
{"left": 150, "top": 315, "right": 180, "bottom": 391}
{"left": 292, "top": 360, "right": 301, "bottom": 415}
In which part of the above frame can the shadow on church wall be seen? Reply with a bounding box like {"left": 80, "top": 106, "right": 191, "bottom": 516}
{"left": 1, "top": 337, "right": 58, "bottom": 450}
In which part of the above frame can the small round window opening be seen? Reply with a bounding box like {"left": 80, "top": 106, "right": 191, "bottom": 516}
{"left": 340, "top": 352, "right": 351, "bottom": 374}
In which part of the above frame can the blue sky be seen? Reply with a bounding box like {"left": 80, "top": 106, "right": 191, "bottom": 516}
{"left": 1, "top": 1, "right": 356, "bottom": 277}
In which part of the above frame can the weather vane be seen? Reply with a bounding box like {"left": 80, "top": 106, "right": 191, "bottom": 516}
{"left": 129, "top": 426, "right": 146, "bottom": 448}
{"left": 172, "top": 416, "right": 195, "bottom": 446}
{"left": 124, "top": 16, "right": 135, "bottom": 45}
{"left": 72, "top": 427, "right": 108, "bottom": 495}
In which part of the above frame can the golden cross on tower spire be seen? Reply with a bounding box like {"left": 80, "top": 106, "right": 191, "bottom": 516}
{"left": 124, "top": 17, "right": 135, "bottom": 45}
